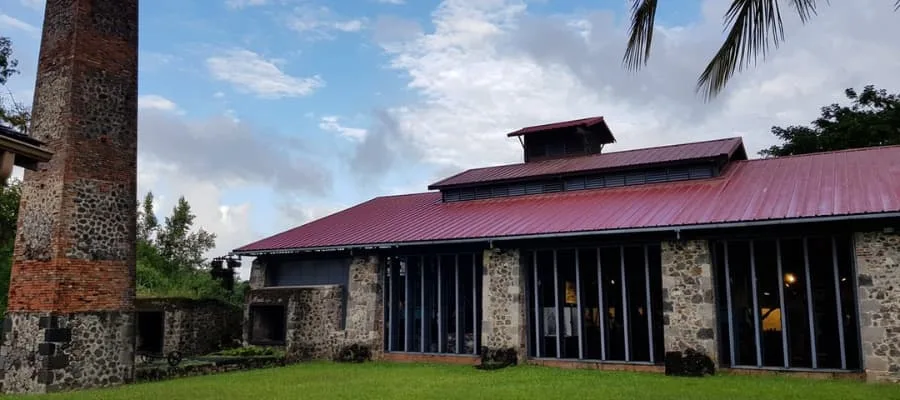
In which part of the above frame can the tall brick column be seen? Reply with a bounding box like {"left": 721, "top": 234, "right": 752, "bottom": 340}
{"left": 854, "top": 231, "right": 900, "bottom": 383}
{"left": 1, "top": 0, "right": 139, "bottom": 394}
{"left": 480, "top": 248, "right": 527, "bottom": 361}
{"left": 661, "top": 240, "right": 718, "bottom": 364}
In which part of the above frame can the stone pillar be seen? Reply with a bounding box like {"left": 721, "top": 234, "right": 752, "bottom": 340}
{"left": 661, "top": 240, "right": 718, "bottom": 363}
{"left": 480, "top": 248, "right": 526, "bottom": 360}
{"left": 343, "top": 255, "right": 383, "bottom": 358}
{"left": 248, "top": 258, "right": 268, "bottom": 290}
{"left": 854, "top": 231, "right": 900, "bottom": 383}
{"left": 1, "top": 0, "right": 139, "bottom": 394}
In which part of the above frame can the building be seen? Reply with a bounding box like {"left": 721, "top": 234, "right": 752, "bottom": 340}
{"left": 233, "top": 117, "right": 900, "bottom": 382}
{"left": 0, "top": 125, "right": 52, "bottom": 186}
{"left": 134, "top": 298, "right": 243, "bottom": 360}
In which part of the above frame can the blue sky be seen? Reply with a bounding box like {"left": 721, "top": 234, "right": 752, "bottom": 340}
{"left": 3, "top": 0, "right": 899, "bottom": 277}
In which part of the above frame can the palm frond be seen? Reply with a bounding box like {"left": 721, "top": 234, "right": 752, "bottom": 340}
{"left": 622, "top": 0, "right": 659, "bottom": 71}
{"left": 696, "top": 0, "right": 786, "bottom": 101}
{"left": 787, "top": 0, "right": 820, "bottom": 22}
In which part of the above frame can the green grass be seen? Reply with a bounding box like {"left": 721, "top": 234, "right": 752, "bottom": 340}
{"left": 13, "top": 362, "right": 900, "bottom": 400}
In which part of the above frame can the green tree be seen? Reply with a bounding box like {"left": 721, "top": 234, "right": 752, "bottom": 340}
{"left": 760, "top": 85, "right": 900, "bottom": 157}
{"left": 156, "top": 196, "right": 216, "bottom": 269}
{"left": 0, "top": 178, "right": 22, "bottom": 315}
{"left": 0, "top": 36, "right": 30, "bottom": 133}
{"left": 623, "top": 1, "right": 900, "bottom": 100}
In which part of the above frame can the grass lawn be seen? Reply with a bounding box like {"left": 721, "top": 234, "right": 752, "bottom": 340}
{"left": 13, "top": 362, "right": 900, "bottom": 400}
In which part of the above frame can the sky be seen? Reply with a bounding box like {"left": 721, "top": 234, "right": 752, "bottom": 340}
{"left": 2, "top": 0, "right": 900, "bottom": 279}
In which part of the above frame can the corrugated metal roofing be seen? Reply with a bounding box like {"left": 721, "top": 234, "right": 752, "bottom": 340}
{"left": 429, "top": 137, "right": 745, "bottom": 189}
{"left": 235, "top": 144, "right": 900, "bottom": 254}
{"left": 506, "top": 116, "right": 609, "bottom": 137}
{"left": 0, "top": 124, "right": 44, "bottom": 147}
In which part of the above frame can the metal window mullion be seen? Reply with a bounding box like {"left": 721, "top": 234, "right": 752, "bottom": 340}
{"left": 749, "top": 241, "right": 763, "bottom": 367}
{"left": 723, "top": 241, "right": 736, "bottom": 366}
{"left": 472, "top": 253, "right": 478, "bottom": 355}
{"left": 438, "top": 256, "right": 444, "bottom": 353}
{"left": 803, "top": 238, "right": 818, "bottom": 369}
{"left": 532, "top": 252, "right": 541, "bottom": 358}
{"left": 620, "top": 246, "right": 630, "bottom": 362}
{"left": 831, "top": 236, "right": 847, "bottom": 370}
{"left": 643, "top": 245, "right": 655, "bottom": 364}
{"left": 575, "top": 251, "right": 584, "bottom": 360}
{"left": 553, "top": 250, "right": 562, "bottom": 358}
{"left": 776, "top": 240, "right": 790, "bottom": 368}
{"left": 597, "top": 248, "right": 607, "bottom": 361}
{"left": 404, "top": 257, "right": 411, "bottom": 352}
{"left": 387, "top": 258, "right": 393, "bottom": 352}
{"left": 455, "top": 254, "right": 461, "bottom": 354}
{"left": 421, "top": 256, "right": 426, "bottom": 353}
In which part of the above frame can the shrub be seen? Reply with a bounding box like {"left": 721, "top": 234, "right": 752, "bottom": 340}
{"left": 212, "top": 345, "right": 285, "bottom": 358}
{"left": 333, "top": 344, "right": 372, "bottom": 363}
{"left": 664, "top": 348, "right": 715, "bottom": 377}
{"left": 476, "top": 347, "right": 518, "bottom": 370}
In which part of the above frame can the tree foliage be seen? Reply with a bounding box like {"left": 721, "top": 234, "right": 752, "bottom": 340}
{"left": 0, "top": 36, "right": 29, "bottom": 133}
{"left": 760, "top": 85, "right": 900, "bottom": 157}
{"left": 0, "top": 179, "right": 22, "bottom": 315}
{"left": 623, "top": 1, "right": 900, "bottom": 101}
{"left": 136, "top": 192, "right": 245, "bottom": 305}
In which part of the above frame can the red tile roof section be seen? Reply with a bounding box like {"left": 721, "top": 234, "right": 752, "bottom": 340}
{"left": 506, "top": 116, "right": 608, "bottom": 137}
{"left": 235, "top": 145, "right": 900, "bottom": 253}
{"left": 429, "top": 137, "right": 746, "bottom": 189}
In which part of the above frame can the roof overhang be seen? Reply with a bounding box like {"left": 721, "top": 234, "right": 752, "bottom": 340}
{"left": 0, "top": 130, "right": 53, "bottom": 184}
{"left": 232, "top": 211, "right": 900, "bottom": 256}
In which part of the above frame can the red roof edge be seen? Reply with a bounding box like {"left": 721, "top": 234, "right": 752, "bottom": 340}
{"left": 506, "top": 116, "right": 611, "bottom": 138}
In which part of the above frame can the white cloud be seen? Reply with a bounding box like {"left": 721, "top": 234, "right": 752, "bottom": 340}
{"left": 206, "top": 49, "right": 325, "bottom": 99}
{"left": 378, "top": 0, "right": 405, "bottom": 4}
{"left": 318, "top": 116, "right": 368, "bottom": 141}
{"left": 138, "top": 95, "right": 182, "bottom": 114}
{"left": 0, "top": 14, "right": 38, "bottom": 34}
{"left": 374, "top": 0, "right": 900, "bottom": 175}
{"left": 213, "top": 91, "right": 226, "bottom": 99}
{"left": 286, "top": 5, "right": 367, "bottom": 39}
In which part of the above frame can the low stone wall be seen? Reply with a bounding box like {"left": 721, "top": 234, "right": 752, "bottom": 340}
{"left": 245, "top": 286, "right": 345, "bottom": 361}
{"left": 855, "top": 231, "right": 900, "bottom": 383}
{"left": 660, "top": 240, "right": 718, "bottom": 363}
{"left": 135, "top": 298, "right": 242, "bottom": 357}
{"left": 244, "top": 255, "right": 383, "bottom": 362}
{"left": 135, "top": 356, "right": 286, "bottom": 383}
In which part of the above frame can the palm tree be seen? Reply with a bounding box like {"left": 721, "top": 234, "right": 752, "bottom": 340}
{"left": 622, "top": 0, "right": 900, "bottom": 101}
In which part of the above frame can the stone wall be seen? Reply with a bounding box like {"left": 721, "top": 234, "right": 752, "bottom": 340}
{"left": 855, "top": 231, "right": 900, "bottom": 383}
{"left": 480, "top": 248, "right": 527, "bottom": 360}
{"left": 245, "top": 286, "right": 345, "bottom": 360}
{"left": 342, "top": 255, "right": 384, "bottom": 358}
{"left": 660, "top": 240, "right": 718, "bottom": 363}
{"left": 249, "top": 258, "right": 267, "bottom": 290}
{"left": 0, "top": 312, "right": 134, "bottom": 393}
{"left": 243, "top": 255, "right": 383, "bottom": 361}
{"left": 135, "top": 298, "right": 242, "bottom": 357}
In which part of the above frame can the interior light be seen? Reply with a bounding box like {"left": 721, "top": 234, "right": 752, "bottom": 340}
{"left": 763, "top": 292, "right": 771, "bottom": 296}
{"left": 784, "top": 273, "right": 797, "bottom": 284}
{"left": 841, "top": 277, "right": 847, "bottom": 282}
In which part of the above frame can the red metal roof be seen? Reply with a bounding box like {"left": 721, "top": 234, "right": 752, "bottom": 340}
{"left": 506, "top": 116, "right": 609, "bottom": 137}
{"left": 430, "top": 137, "right": 746, "bottom": 189}
{"left": 235, "top": 145, "right": 900, "bottom": 254}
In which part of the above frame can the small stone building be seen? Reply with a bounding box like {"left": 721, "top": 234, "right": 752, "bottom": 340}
{"left": 234, "top": 116, "right": 900, "bottom": 382}
{"left": 135, "top": 298, "right": 242, "bottom": 358}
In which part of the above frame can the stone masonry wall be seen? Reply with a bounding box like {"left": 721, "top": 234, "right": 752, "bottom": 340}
{"left": 342, "top": 255, "right": 384, "bottom": 358}
{"left": 245, "top": 286, "right": 345, "bottom": 361}
{"left": 249, "top": 258, "right": 267, "bottom": 290}
{"left": 661, "top": 240, "right": 718, "bottom": 363}
{"left": 243, "top": 255, "right": 383, "bottom": 361}
{"left": 480, "top": 248, "right": 527, "bottom": 360}
{"left": 135, "top": 298, "right": 242, "bottom": 357}
{"left": 855, "top": 231, "right": 900, "bottom": 383}
{"left": 0, "top": 312, "right": 134, "bottom": 394}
